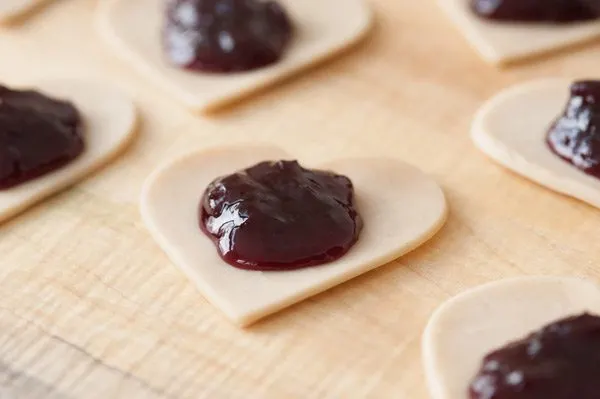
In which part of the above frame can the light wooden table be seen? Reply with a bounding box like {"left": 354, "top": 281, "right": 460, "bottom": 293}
{"left": 2, "top": 1, "right": 600, "bottom": 398}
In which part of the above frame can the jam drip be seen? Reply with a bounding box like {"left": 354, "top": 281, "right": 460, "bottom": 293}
{"left": 0, "top": 86, "right": 84, "bottom": 190}
{"left": 469, "top": 313, "right": 600, "bottom": 399}
{"left": 471, "top": 0, "right": 600, "bottom": 23}
{"left": 547, "top": 80, "right": 600, "bottom": 178}
{"left": 164, "top": 0, "right": 294, "bottom": 73}
{"left": 200, "top": 160, "right": 363, "bottom": 271}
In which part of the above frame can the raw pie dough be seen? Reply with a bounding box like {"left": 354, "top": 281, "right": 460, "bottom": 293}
{"left": 437, "top": 0, "right": 600, "bottom": 64}
{"left": 0, "top": 0, "right": 52, "bottom": 24}
{"left": 423, "top": 276, "right": 600, "bottom": 399}
{"left": 0, "top": 79, "right": 137, "bottom": 223}
{"left": 140, "top": 146, "right": 447, "bottom": 326}
{"left": 96, "top": 0, "right": 372, "bottom": 113}
{"left": 472, "top": 79, "right": 600, "bottom": 209}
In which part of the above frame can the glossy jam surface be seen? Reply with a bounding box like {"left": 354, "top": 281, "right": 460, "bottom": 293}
{"left": 547, "top": 81, "right": 600, "bottom": 178}
{"left": 0, "top": 86, "right": 84, "bottom": 190}
{"left": 164, "top": 0, "right": 294, "bottom": 73}
{"left": 471, "top": 0, "right": 600, "bottom": 23}
{"left": 469, "top": 313, "right": 600, "bottom": 399}
{"left": 200, "top": 160, "right": 363, "bottom": 271}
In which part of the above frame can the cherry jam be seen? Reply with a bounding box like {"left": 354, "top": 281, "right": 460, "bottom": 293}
{"left": 547, "top": 80, "right": 600, "bottom": 178}
{"left": 200, "top": 160, "right": 363, "bottom": 271}
{"left": 471, "top": 0, "right": 600, "bottom": 23}
{"left": 0, "top": 85, "right": 84, "bottom": 189}
{"left": 164, "top": 0, "right": 294, "bottom": 73}
{"left": 470, "top": 313, "right": 600, "bottom": 399}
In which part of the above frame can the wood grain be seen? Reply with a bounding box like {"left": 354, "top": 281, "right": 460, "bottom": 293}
{"left": 2, "top": 0, "right": 600, "bottom": 398}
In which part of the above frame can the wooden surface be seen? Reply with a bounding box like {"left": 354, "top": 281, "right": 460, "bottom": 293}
{"left": 2, "top": 1, "right": 600, "bottom": 398}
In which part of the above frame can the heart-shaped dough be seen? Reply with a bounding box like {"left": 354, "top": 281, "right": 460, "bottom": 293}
{"left": 0, "top": 79, "right": 137, "bottom": 223}
{"left": 437, "top": 0, "right": 600, "bottom": 64}
{"left": 423, "top": 276, "right": 600, "bottom": 399}
{"left": 140, "top": 146, "right": 447, "bottom": 326}
{"left": 471, "top": 79, "right": 600, "bottom": 208}
{"left": 96, "top": 0, "right": 372, "bottom": 113}
{"left": 0, "top": 0, "right": 52, "bottom": 24}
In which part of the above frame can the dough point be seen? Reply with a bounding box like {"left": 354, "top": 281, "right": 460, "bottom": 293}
{"left": 140, "top": 146, "right": 447, "bottom": 326}
{"left": 437, "top": 0, "right": 600, "bottom": 64}
{"left": 0, "top": 79, "right": 137, "bottom": 223}
{"left": 96, "top": 0, "right": 372, "bottom": 113}
{"left": 472, "top": 79, "right": 600, "bottom": 209}
{"left": 423, "top": 276, "right": 600, "bottom": 399}
{"left": 0, "top": 0, "right": 52, "bottom": 24}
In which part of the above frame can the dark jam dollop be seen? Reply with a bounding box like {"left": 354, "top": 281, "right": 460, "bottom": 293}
{"left": 470, "top": 0, "right": 600, "bottom": 23}
{"left": 469, "top": 313, "right": 600, "bottom": 399}
{"left": 163, "top": 0, "right": 294, "bottom": 73}
{"left": 200, "top": 160, "right": 363, "bottom": 271}
{"left": 0, "top": 86, "right": 84, "bottom": 190}
{"left": 547, "top": 80, "right": 600, "bottom": 178}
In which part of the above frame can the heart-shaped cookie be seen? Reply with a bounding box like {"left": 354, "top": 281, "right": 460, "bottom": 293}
{"left": 0, "top": 0, "right": 52, "bottom": 24}
{"left": 0, "top": 79, "right": 137, "bottom": 223}
{"left": 437, "top": 0, "right": 600, "bottom": 64}
{"left": 96, "top": 0, "right": 372, "bottom": 113}
{"left": 423, "top": 276, "right": 600, "bottom": 399}
{"left": 471, "top": 79, "right": 600, "bottom": 208}
{"left": 140, "top": 146, "right": 447, "bottom": 326}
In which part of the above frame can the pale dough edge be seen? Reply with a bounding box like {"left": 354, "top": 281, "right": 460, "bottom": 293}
{"left": 0, "top": 0, "right": 53, "bottom": 24}
{"left": 435, "top": 0, "right": 502, "bottom": 64}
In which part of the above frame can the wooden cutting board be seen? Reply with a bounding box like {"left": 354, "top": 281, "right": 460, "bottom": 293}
{"left": 2, "top": 1, "right": 600, "bottom": 398}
